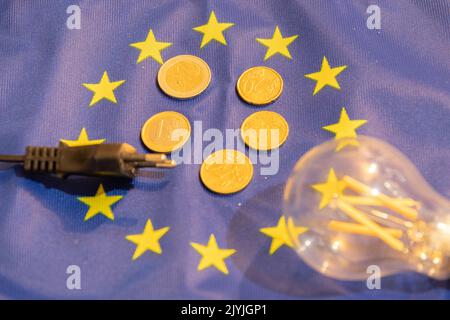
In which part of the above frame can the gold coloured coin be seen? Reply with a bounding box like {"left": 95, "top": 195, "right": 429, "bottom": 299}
{"left": 241, "top": 111, "right": 289, "bottom": 151}
{"left": 236, "top": 66, "right": 283, "bottom": 105}
{"left": 157, "top": 55, "right": 211, "bottom": 99}
{"left": 141, "top": 111, "right": 191, "bottom": 153}
{"left": 200, "top": 149, "right": 254, "bottom": 194}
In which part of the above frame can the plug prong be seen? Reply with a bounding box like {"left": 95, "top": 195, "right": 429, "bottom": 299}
{"left": 144, "top": 154, "right": 167, "bottom": 162}
{"left": 156, "top": 159, "right": 176, "bottom": 168}
{"left": 131, "top": 159, "right": 176, "bottom": 168}
{"left": 122, "top": 153, "right": 167, "bottom": 163}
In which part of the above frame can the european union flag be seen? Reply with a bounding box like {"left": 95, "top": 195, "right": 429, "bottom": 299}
{"left": 0, "top": 0, "right": 449, "bottom": 300}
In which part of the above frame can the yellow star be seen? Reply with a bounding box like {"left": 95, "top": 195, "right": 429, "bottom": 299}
{"left": 60, "top": 128, "right": 105, "bottom": 147}
{"left": 304, "top": 56, "right": 347, "bottom": 95}
{"left": 312, "top": 168, "right": 346, "bottom": 209}
{"left": 260, "top": 216, "right": 308, "bottom": 255}
{"left": 125, "top": 219, "right": 170, "bottom": 260}
{"left": 193, "top": 11, "right": 234, "bottom": 48}
{"left": 287, "top": 217, "right": 308, "bottom": 248}
{"left": 190, "top": 234, "right": 236, "bottom": 274}
{"left": 77, "top": 184, "right": 123, "bottom": 221}
{"left": 256, "top": 26, "right": 298, "bottom": 61}
{"left": 129, "top": 29, "right": 172, "bottom": 64}
{"left": 82, "top": 71, "right": 125, "bottom": 107}
{"left": 323, "top": 107, "right": 367, "bottom": 151}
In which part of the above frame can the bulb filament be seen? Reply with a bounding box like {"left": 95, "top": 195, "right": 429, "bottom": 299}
{"left": 313, "top": 169, "right": 421, "bottom": 253}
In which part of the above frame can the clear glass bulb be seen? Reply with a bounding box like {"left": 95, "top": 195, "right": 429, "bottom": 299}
{"left": 283, "top": 135, "right": 450, "bottom": 281}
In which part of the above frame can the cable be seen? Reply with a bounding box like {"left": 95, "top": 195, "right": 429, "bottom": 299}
{"left": 0, "top": 143, "right": 175, "bottom": 178}
{"left": 0, "top": 155, "right": 25, "bottom": 162}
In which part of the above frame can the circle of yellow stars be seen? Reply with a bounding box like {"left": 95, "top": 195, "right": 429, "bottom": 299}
{"left": 58, "top": 8, "right": 369, "bottom": 276}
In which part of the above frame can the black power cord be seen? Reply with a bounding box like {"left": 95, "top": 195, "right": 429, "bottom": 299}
{"left": 0, "top": 143, "right": 175, "bottom": 178}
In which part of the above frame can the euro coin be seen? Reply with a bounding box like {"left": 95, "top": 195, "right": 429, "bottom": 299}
{"left": 200, "top": 149, "right": 253, "bottom": 194}
{"left": 157, "top": 55, "right": 211, "bottom": 99}
{"left": 236, "top": 66, "right": 283, "bottom": 105}
{"left": 141, "top": 111, "right": 191, "bottom": 153}
{"left": 241, "top": 111, "right": 289, "bottom": 150}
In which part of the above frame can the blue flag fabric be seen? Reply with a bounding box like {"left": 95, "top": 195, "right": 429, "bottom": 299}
{"left": 0, "top": 0, "right": 449, "bottom": 299}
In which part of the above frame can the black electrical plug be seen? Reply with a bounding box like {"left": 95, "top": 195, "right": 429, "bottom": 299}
{"left": 0, "top": 143, "right": 175, "bottom": 178}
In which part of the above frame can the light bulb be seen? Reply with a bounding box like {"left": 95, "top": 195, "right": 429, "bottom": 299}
{"left": 283, "top": 135, "right": 450, "bottom": 281}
